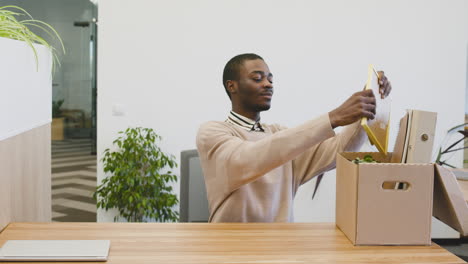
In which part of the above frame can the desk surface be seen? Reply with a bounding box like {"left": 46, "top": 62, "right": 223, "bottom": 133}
{"left": 0, "top": 222, "right": 464, "bottom": 264}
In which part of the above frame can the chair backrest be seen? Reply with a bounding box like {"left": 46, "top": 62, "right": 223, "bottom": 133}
{"left": 179, "top": 149, "right": 209, "bottom": 222}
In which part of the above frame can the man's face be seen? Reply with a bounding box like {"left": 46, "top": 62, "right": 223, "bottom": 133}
{"left": 234, "top": 59, "right": 274, "bottom": 113}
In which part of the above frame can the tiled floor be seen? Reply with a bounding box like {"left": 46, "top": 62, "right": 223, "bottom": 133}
{"left": 52, "top": 139, "right": 97, "bottom": 222}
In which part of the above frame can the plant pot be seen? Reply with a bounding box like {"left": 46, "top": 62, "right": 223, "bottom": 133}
{"left": 51, "top": 117, "right": 65, "bottom": 140}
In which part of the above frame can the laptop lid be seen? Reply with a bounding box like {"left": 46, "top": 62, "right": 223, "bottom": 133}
{"left": 0, "top": 240, "right": 110, "bottom": 262}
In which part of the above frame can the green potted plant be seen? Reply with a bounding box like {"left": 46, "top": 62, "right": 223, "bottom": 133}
{"left": 94, "top": 127, "right": 180, "bottom": 222}
{"left": 0, "top": 5, "right": 64, "bottom": 71}
{"left": 436, "top": 123, "right": 468, "bottom": 168}
{"left": 51, "top": 99, "right": 65, "bottom": 140}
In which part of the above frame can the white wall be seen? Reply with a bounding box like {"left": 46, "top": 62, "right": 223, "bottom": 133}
{"left": 0, "top": 37, "right": 52, "bottom": 140}
{"left": 98, "top": 0, "right": 468, "bottom": 223}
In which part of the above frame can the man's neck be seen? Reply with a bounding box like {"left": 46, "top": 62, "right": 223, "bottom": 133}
{"left": 231, "top": 107, "right": 260, "bottom": 121}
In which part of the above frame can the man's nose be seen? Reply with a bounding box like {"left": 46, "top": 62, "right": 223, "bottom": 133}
{"left": 264, "top": 80, "right": 273, "bottom": 89}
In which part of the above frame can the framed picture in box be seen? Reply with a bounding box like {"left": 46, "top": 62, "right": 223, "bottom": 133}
{"left": 361, "top": 64, "right": 391, "bottom": 155}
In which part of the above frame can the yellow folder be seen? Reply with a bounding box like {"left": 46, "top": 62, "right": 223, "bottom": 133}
{"left": 361, "top": 64, "right": 391, "bottom": 155}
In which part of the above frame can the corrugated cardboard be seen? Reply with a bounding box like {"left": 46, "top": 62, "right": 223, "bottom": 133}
{"left": 336, "top": 152, "right": 434, "bottom": 245}
{"left": 433, "top": 165, "right": 468, "bottom": 237}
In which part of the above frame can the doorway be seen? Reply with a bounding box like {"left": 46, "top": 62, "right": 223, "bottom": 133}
{"left": 0, "top": 0, "right": 99, "bottom": 221}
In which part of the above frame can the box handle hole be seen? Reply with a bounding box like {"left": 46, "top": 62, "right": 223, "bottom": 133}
{"left": 382, "top": 181, "right": 411, "bottom": 190}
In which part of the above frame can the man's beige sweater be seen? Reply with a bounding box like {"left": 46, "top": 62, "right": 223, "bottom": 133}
{"left": 196, "top": 114, "right": 366, "bottom": 222}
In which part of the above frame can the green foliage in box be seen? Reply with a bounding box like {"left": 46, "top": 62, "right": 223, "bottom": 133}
{"left": 352, "top": 154, "right": 379, "bottom": 164}
{"left": 94, "top": 127, "right": 179, "bottom": 222}
{"left": 0, "top": 5, "right": 65, "bottom": 71}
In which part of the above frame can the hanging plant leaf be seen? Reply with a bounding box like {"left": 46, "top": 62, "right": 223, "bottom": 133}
{"left": 0, "top": 5, "right": 65, "bottom": 72}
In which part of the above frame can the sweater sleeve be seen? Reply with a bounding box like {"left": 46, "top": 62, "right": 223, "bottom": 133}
{"left": 196, "top": 114, "right": 335, "bottom": 195}
{"left": 292, "top": 119, "right": 367, "bottom": 186}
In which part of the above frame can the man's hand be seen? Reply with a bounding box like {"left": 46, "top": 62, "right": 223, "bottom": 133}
{"left": 377, "top": 71, "right": 392, "bottom": 99}
{"left": 328, "top": 90, "right": 376, "bottom": 129}
{"left": 328, "top": 71, "right": 392, "bottom": 129}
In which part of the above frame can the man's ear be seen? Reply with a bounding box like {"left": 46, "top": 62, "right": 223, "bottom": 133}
{"left": 226, "top": 80, "right": 237, "bottom": 95}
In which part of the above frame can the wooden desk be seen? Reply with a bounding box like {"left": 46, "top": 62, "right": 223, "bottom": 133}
{"left": 0, "top": 223, "right": 464, "bottom": 264}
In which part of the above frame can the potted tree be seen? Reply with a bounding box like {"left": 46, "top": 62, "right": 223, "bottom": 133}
{"left": 51, "top": 99, "right": 65, "bottom": 140}
{"left": 94, "top": 127, "right": 179, "bottom": 222}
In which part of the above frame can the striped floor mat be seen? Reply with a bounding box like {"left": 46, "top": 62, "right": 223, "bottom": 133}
{"left": 52, "top": 139, "right": 97, "bottom": 222}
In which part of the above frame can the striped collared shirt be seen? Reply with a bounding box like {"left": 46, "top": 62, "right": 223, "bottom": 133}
{"left": 226, "top": 111, "right": 265, "bottom": 132}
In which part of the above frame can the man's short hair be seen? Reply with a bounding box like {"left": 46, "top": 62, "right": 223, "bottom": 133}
{"left": 222, "top": 53, "right": 264, "bottom": 99}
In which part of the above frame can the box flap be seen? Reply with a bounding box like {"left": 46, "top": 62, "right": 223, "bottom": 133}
{"left": 390, "top": 111, "right": 409, "bottom": 163}
{"left": 433, "top": 165, "right": 468, "bottom": 236}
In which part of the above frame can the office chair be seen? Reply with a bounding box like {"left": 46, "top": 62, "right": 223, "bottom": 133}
{"left": 179, "top": 149, "right": 210, "bottom": 222}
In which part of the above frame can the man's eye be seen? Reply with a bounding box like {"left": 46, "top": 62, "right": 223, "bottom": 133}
{"left": 253, "top": 78, "right": 262, "bottom": 82}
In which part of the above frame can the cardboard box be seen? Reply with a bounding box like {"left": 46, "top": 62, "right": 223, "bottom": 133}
{"left": 336, "top": 152, "right": 434, "bottom": 245}
{"left": 433, "top": 165, "right": 468, "bottom": 237}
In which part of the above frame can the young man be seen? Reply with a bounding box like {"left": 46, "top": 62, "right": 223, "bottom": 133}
{"left": 196, "top": 53, "right": 391, "bottom": 222}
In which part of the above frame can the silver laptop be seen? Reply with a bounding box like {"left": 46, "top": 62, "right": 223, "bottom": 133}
{"left": 0, "top": 240, "right": 110, "bottom": 262}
